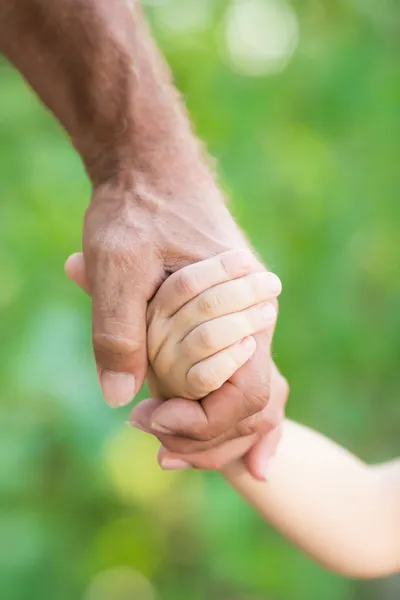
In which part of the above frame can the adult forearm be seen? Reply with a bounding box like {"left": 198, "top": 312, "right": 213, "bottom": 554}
{"left": 2, "top": 2, "right": 284, "bottom": 476}
{"left": 0, "top": 0, "right": 211, "bottom": 190}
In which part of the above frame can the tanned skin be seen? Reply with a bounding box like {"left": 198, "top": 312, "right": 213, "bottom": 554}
{"left": 0, "top": 0, "right": 287, "bottom": 478}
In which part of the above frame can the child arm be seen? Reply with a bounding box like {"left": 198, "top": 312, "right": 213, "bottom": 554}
{"left": 223, "top": 420, "right": 400, "bottom": 578}
{"left": 146, "top": 250, "right": 399, "bottom": 578}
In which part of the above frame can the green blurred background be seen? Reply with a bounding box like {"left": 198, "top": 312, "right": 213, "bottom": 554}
{"left": 0, "top": 0, "right": 399, "bottom": 598}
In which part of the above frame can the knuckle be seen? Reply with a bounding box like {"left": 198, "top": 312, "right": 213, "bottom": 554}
{"left": 197, "top": 292, "right": 222, "bottom": 315}
{"left": 218, "top": 253, "right": 234, "bottom": 278}
{"left": 196, "top": 323, "right": 216, "bottom": 351}
{"left": 175, "top": 270, "right": 199, "bottom": 297}
{"left": 246, "top": 388, "right": 270, "bottom": 417}
{"left": 239, "top": 409, "right": 273, "bottom": 437}
{"left": 223, "top": 352, "right": 242, "bottom": 378}
{"left": 93, "top": 331, "right": 138, "bottom": 362}
{"left": 219, "top": 248, "right": 254, "bottom": 277}
{"left": 187, "top": 365, "right": 219, "bottom": 397}
{"left": 237, "top": 413, "right": 259, "bottom": 437}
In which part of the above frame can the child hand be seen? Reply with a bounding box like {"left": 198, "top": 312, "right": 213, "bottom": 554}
{"left": 147, "top": 249, "right": 282, "bottom": 400}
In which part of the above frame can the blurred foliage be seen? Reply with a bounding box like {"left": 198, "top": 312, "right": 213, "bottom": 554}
{"left": 0, "top": 0, "right": 399, "bottom": 599}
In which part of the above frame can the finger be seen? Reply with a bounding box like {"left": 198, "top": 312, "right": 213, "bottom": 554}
{"left": 148, "top": 392, "right": 281, "bottom": 462}
{"left": 131, "top": 328, "right": 275, "bottom": 464}
{"left": 154, "top": 358, "right": 285, "bottom": 456}
{"left": 130, "top": 394, "right": 242, "bottom": 452}
{"left": 149, "top": 249, "right": 262, "bottom": 320}
{"left": 65, "top": 252, "right": 90, "bottom": 294}
{"left": 130, "top": 398, "right": 239, "bottom": 454}
{"left": 241, "top": 426, "right": 282, "bottom": 481}
{"left": 157, "top": 446, "right": 191, "bottom": 471}
{"left": 129, "top": 397, "right": 164, "bottom": 429}
{"left": 149, "top": 328, "right": 272, "bottom": 442}
{"left": 148, "top": 378, "right": 259, "bottom": 443}
{"left": 86, "top": 244, "right": 162, "bottom": 408}
{"left": 151, "top": 300, "right": 275, "bottom": 383}
{"left": 243, "top": 363, "right": 289, "bottom": 479}
{"left": 186, "top": 336, "right": 257, "bottom": 398}
{"left": 148, "top": 395, "right": 276, "bottom": 455}
{"left": 158, "top": 433, "right": 258, "bottom": 471}
{"left": 129, "top": 375, "right": 275, "bottom": 457}
{"left": 148, "top": 271, "right": 279, "bottom": 366}
{"left": 179, "top": 302, "right": 276, "bottom": 366}
{"left": 173, "top": 270, "right": 282, "bottom": 341}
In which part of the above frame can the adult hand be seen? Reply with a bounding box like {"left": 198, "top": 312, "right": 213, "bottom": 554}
{"left": 65, "top": 183, "right": 287, "bottom": 479}
{"left": 142, "top": 362, "right": 288, "bottom": 474}
{"left": 1, "top": 0, "right": 286, "bottom": 478}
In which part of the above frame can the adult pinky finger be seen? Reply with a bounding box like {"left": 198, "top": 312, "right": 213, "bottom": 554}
{"left": 186, "top": 336, "right": 257, "bottom": 399}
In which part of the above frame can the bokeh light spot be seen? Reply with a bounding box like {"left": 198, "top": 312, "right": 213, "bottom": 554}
{"left": 85, "top": 567, "right": 156, "bottom": 600}
{"left": 152, "top": 0, "right": 214, "bottom": 35}
{"left": 223, "top": 0, "right": 299, "bottom": 77}
{"left": 104, "top": 427, "right": 182, "bottom": 506}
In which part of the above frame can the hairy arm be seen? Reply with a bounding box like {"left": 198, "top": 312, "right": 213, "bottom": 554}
{"left": 223, "top": 420, "right": 400, "bottom": 578}
{"left": 0, "top": 0, "right": 205, "bottom": 185}
{"left": 2, "top": 0, "right": 287, "bottom": 476}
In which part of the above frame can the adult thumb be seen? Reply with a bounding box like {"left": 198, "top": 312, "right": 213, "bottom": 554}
{"left": 65, "top": 250, "right": 158, "bottom": 408}
{"left": 65, "top": 252, "right": 90, "bottom": 293}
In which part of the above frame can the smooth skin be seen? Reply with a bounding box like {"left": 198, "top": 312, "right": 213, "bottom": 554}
{"left": 142, "top": 250, "right": 400, "bottom": 578}
{"left": 134, "top": 249, "right": 285, "bottom": 466}
{"left": 224, "top": 422, "right": 400, "bottom": 578}
{"left": 0, "top": 0, "right": 287, "bottom": 477}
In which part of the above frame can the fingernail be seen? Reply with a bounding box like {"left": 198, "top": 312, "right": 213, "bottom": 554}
{"left": 151, "top": 422, "right": 176, "bottom": 435}
{"left": 267, "top": 273, "right": 282, "bottom": 295}
{"left": 260, "top": 303, "right": 277, "bottom": 322}
{"left": 160, "top": 458, "right": 191, "bottom": 470}
{"left": 100, "top": 371, "right": 136, "bottom": 407}
{"left": 240, "top": 336, "right": 256, "bottom": 350}
{"left": 126, "top": 419, "right": 149, "bottom": 433}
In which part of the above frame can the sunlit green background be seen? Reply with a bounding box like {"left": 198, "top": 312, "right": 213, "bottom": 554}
{"left": 0, "top": 1, "right": 399, "bottom": 599}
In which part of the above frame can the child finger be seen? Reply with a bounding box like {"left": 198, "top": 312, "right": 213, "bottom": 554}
{"left": 181, "top": 302, "right": 276, "bottom": 365}
{"left": 185, "top": 336, "right": 257, "bottom": 398}
{"left": 149, "top": 249, "right": 261, "bottom": 319}
{"left": 175, "top": 270, "right": 281, "bottom": 341}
